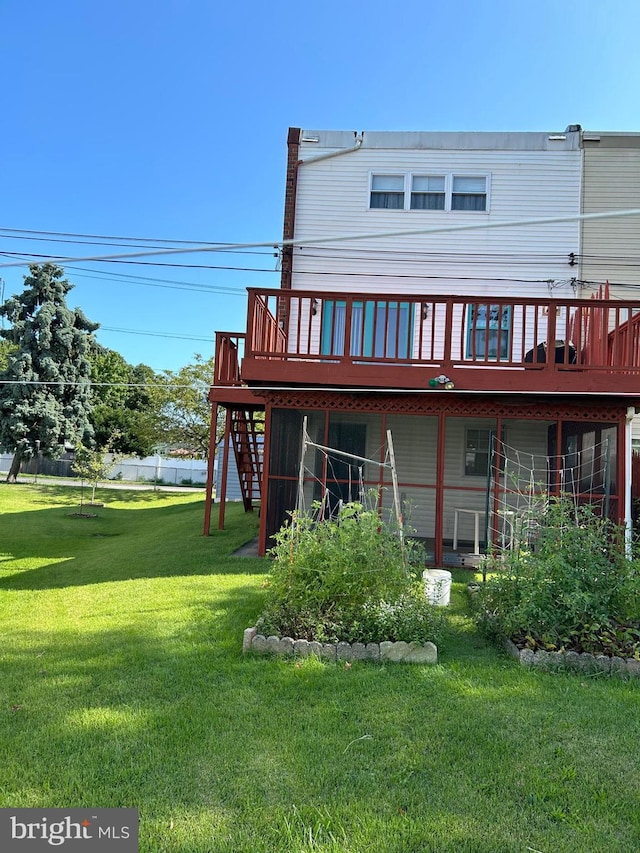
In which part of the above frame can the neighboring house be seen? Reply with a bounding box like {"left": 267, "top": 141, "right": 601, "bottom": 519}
{"left": 579, "top": 131, "right": 640, "bottom": 450}
{"left": 205, "top": 126, "right": 640, "bottom": 561}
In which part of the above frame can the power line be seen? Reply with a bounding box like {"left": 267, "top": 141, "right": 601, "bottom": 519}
{"left": 1, "top": 208, "right": 640, "bottom": 269}
{"left": 0, "top": 379, "right": 636, "bottom": 398}
{"left": 0, "top": 226, "right": 275, "bottom": 255}
{"left": 99, "top": 325, "right": 213, "bottom": 342}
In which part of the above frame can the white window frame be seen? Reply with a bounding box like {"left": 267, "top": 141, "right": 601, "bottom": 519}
{"left": 451, "top": 174, "right": 489, "bottom": 212}
{"left": 369, "top": 174, "right": 406, "bottom": 210}
{"left": 368, "top": 171, "right": 491, "bottom": 213}
{"left": 464, "top": 426, "right": 506, "bottom": 478}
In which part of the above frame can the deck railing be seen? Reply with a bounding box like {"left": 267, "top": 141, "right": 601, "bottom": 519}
{"left": 214, "top": 332, "right": 245, "bottom": 386}
{"left": 248, "top": 288, "right": 640, "bottom": 365}
{"left": 227, "top": 288, "right": 640, "bottom": 393}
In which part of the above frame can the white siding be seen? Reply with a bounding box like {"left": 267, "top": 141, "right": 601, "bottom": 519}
{"left": 291, "top": 135, "right": 582, "bottom": 300}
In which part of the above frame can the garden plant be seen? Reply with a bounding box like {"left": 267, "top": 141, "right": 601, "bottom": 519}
{"left": 474, "top": 496, "right": 640, "bottom": 657}
{"left": 257, "top": 500, "right": 446, "bottom": 646}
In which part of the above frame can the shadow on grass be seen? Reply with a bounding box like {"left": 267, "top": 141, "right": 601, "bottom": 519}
{"left": 6, "top": 482, "right": 203, "bottom": 506}
{"left": 0, "top": 494, "right": 265, "bottom": 590}
{"left": 3, "top": 582, "right": 640, "bottom": 852}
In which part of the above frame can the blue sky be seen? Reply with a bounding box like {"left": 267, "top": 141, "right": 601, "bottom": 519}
{"left": 1, "top": 0, "right": 639, "bottom": 372}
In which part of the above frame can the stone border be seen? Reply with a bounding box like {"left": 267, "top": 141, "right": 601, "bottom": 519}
{"left": 468, "top": 581, "right": 640, "bottom": 678}
{"left": 503, "top": 636, "right": 640, "bottom": 678}
{"left": 243, "top": 627, "right": 437, "bottom": 664}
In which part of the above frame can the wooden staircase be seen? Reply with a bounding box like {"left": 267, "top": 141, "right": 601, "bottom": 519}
{"left": 229, "top": 408, "right": 264, "bottom": 511}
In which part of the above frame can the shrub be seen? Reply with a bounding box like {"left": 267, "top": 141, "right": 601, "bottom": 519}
{"left": 475, "top": 497, "right": 640, "bottom": 655}
{"left": 257, "top": 500, "right": 444, "bottom": 645}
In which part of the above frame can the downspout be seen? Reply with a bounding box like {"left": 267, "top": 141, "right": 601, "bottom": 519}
{"left": 298, "top": 132, "right": 364, "bottom": 166}
{"left": 625, "top": 406, "right": 635, "bottom": 556}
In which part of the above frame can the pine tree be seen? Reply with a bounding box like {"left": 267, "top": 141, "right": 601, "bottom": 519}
{"left": 0, "top": 263, "right": 99, "bottom": 482}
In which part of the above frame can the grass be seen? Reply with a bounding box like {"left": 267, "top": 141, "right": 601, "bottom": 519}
{"left": 1, "top": 484, "right": 640, "bottom": 852}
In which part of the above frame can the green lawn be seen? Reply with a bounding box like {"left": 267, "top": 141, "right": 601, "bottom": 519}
{"left": 1, "top": 484, "right": 639, "bottom": 853}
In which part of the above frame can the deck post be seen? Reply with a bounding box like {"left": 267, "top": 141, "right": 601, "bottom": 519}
{"left": 202, "top": 403, "right": 218, "bottom": 536}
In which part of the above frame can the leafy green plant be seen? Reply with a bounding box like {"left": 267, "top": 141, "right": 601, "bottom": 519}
{"left": 257, "top": 500, "right": 442, "bottom": 644}
{"left": 354, "top": 583, "right": 446, "bottom": 645}
{"left": 475, "top": 496, "right": 640, "bottom": 656}
{"left": 72, "top": 441, "right": 120, "bottom": 505}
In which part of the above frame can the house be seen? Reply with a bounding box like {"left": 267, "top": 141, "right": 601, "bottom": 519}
{"left": 205, "top": 126, "right": 640, "bottom": 562}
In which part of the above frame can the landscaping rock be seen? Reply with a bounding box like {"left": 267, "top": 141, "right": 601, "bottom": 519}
{"left": 320, "top": 643, "right": 337, "bottom": 661}
{"left": 337, "top": 641, "right": 353, "bottom": 661}
{"left": 252, "top": 634, "right": 268, "bottom": 654}
{"left": 279, "top": 637, "right": 295, "bottom": 656}
{"left": 564, "top": 651, "right": 581, "bottom": 670}
{"left": 243, "top": 627, "right": 257, "bottom": 653}
{"left": 294, "top": 639, "right": 310, "bottom": 657}
{"left": 351, "top": 642, "right": 367, "bottom": 660}
{"left": 595, "top": 655, "right": 611, "bottom": 673}
{"left": 308, "top": 641, "right": 323, "bottom": 657}
{"left": 266, "top": 635, "right": 281, "bottom": 654}
{"left": 549, "top": 651, "right": 565, "bottom": 668}
{"left": 626, "top": 658, "right": 640, "bottom": 678}
{"left": 404, "top": 642, "right": 437, "bottom": 664}
{"left": 578, "top": 652, "right": 597, "bottom": 673}
{"left": 503, "top": 638, "right": 520, "bottom": 660}
{"left": 365, "top": 643, "right": 380, "bottom": 661}
{"left": 610, "top": 655, "right": 627, "bottom": 675}
{"left": 382, "top": 641, "right": 410, "bottom": 661}
{"left": 532, "top": 649, "right": 550, "bottom": 669}
{"left": 519, "top": 648, "right": 535, "bottom": 666}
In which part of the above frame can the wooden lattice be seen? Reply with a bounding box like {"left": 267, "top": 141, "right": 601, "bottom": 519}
{"left": 261, "top": 390, "right": 627, "bottom": 422}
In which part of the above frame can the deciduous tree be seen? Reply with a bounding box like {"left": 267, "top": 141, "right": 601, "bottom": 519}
{"left": 155, "top": 354, "right": 222, "bottom": 457}
{"left": 89, "top": 346, "right": 160, "bottom": 456}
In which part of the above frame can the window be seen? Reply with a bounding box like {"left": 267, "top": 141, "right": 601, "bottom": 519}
{"left": 466, "top": 304, "right": 512, "bottom": 361}
{"left": 410, "top": 175, "right": 445, "bottom": 210}
{"left": 451, "top": 176, "right": 487, "bottom": 211}
{"left": 369, "top": 172, "right": 489, "bottom": 211}
{"left": 465, "top": 428, "right": 505, "bottom": 477}
{"left": 321, "top": 299, "right": 414, "bottom": 359}
{"left": 370, "top": 174, "right": 405, "bottom": 209}
{"left": 465, "top": 428, "right": 493, "bottom": 477}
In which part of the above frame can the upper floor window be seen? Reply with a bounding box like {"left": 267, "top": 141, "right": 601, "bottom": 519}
{"left": 452, "top": 176, "right": 487, "bottom": 211}
{"left": 370, "top": 175, "right": 405, "bottom": 209}
{"left": 369, "top": 172, "right": 490, "bottom": 212}
{"left": 410, "top": 175, "right": 445, "bottom": 210}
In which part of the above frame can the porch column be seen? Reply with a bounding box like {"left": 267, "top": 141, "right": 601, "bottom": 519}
{"left": 624, "top": 407, "right": 635, "bottom": 553}
{"left": 217, "top": 408, "right": 233, "bottom": 531}
{"left": 435, "top": 411, "right": 446, "bottom": 567}
{"left": 203, "top": 403, "right": 218, "bottom": 536}
{"left": 257, "top": 402, "right": 274, "bottom": 556}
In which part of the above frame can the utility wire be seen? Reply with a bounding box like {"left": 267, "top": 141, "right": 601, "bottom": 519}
{"left": 99, "top": 326, "right": 213, "bottom": 342}
{"left": 1, "top": 208, "right": 640, "bottom": 269}
{"left": 0, "top": 226, "right": 275, "bottom": 255}
{"left": 0, "top": 379, "right": 637, "bottom": 398}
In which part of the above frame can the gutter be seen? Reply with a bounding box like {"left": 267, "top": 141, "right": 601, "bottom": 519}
{"left": 299, "top": 132, "right": 364, "bottom": 165}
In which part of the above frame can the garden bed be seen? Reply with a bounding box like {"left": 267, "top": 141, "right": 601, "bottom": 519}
{"left": 468, "top": 583, "right": 640, "bottom": 678}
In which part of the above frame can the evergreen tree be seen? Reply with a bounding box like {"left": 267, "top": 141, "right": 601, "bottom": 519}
{"left": 0, "top": 263, "right": 99, "bottom": 482}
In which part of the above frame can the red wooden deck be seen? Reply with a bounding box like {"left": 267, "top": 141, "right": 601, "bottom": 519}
{"left": 212, "top": 289, "right": 640, "bottom": 399}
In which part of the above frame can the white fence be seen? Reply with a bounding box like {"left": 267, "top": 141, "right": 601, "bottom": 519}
{"left": 108, "top": 455, "right": 209, "bottom": 485}
{"left": 0, "top": 452, "right": 210, "bottom": 486}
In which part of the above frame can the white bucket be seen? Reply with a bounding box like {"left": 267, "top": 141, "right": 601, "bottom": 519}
{"left": 423, "top": 569, "right": 452, "bottom": 607}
